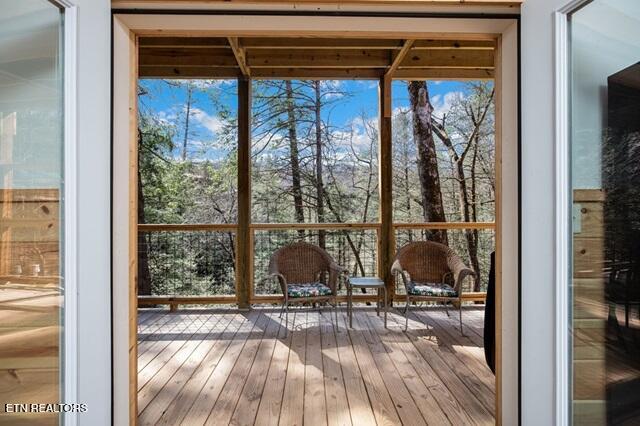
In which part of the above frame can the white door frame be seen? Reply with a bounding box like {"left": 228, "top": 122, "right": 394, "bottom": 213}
{"left": 48, "top": 1, "right": 79, "bottom": 424}
{"left": 554, "top": 1, "right": 594, "bottom": 424}
{"left": 112, "top": 12, "right": 520, "bottom": 425}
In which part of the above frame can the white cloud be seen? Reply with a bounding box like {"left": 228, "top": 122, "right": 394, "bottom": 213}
{"left": 431, "top": 91, "right": 464, "bottom": 118}
{"left": 190, "top": 108, "right": 224, "bottom": 134}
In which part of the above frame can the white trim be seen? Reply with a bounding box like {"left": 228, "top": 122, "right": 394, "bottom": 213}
{"left": 57, "top": 1, "right": 79, "bottom": 425}
{"left": 554, "top": 9, "right": 570, "bottom": 426}
{"left": 554, "top": 1, "right": 592, "bottom": 425}
{"left": 113, "top": 14, "right": 520, "bottom": 424}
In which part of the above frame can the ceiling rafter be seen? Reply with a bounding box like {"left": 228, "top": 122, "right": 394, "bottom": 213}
{"left": 228, "top": 37, "right": 251, "bottom": 77}
{"left": 138, "top": 35, "right": 496, "bottom": 81}
{"left": 385, "top": 39, "right": 415, "bottom": 79}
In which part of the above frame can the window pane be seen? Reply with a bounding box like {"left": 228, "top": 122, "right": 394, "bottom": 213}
{"left": 251, "top": 80, "right": 379, "bottom": 224}
{"left": 0, "top": 1, "right": 64, "bottom": 424}
{"left": 569, "top": 1, "right": 640, "bottom": 423}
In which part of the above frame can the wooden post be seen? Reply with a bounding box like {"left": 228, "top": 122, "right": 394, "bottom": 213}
{"left": 236, "top": 77, "right": 251, "bottom": 310}
{"left": 128, "top": 32, "right": 139, "bottom": 426}
{"left": 378, "top": 76, "right": 395, "bottom": 301}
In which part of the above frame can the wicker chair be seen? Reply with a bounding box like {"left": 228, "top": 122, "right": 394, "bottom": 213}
{"left": 392, "top": 241, "right": 475, "bottom": 334}
{"left": 268, "top": 242, "right": 346, "bottom": 334}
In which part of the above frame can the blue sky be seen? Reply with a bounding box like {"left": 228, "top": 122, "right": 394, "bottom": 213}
{"left": 138, "top": 79, "right": 471, "bottom": 160}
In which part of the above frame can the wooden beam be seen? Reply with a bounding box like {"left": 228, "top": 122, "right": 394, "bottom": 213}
{"left": 138, "top": 37, "right": 230, "bottom": 48}
{"left": 242, "top": 38, "right": 404, "bottom": 50}
{"left": 140, "top": 66, "right": 493, "bottom": 80}
{"left": 251, "top": 68, "right": 384, "bottom": 80}
{"left": 129, "top": 32, "right": 139, "bottom": 426}
{"left": 393, "top": 222, "right": 496, "bottom": 230}
{"left": 393, "top": 68, "right": 494, "bottom": 80}
{"left": 412, "top": 39, "right": 496, "bottom": 50}
{"left": 138, "top": 223, "right": 238, "bottom": 232}
{"left": 384, "top": 39, "right": 413, "bottom": 112}
{"left": 385, "top": 39, "right": 415, "bottom": 78}
{"left": 228, "top": 37, "right": 251, "bottom": 77}
{"left": 139, "top": 66, "right": 241, "bottom": 79}
{"left": 251, "top": 223, "right": 380, "bottom": 230}
{"left": 378, "top": 76, "right": 395, "bottom": 301}
{"left": 236, "top": 77, "right": 251, "bottom": 310}
{"left": 247, "top": 49, "right": 390, "bottom": 68}
{"left": 138, "top": 47, "right": 238, "bottom": 67}
{"left": 399, "top": 49, "right": 494, "bottom": 68}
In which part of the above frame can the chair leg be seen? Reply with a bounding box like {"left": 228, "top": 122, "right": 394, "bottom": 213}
{"left": 279, "top": 302, "right": 286, "bottom": 318}
{"left": 458, "top": 299, "right": 464, "bottom": 336}
{"left": 444, "top": 300, "right": 450, "bottom": 317}
{"left": 405, "top": 296, "right": 411, "bottom": 331}
{"left": 334, "top": 296, "right": 339, "bottom": 333}
{"left": 284, "top": 301, "right": 289, "bottom": 338}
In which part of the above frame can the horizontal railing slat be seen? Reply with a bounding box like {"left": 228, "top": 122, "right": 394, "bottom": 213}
{"left": 138, "top": 222, "right": 496, "bottom": 232}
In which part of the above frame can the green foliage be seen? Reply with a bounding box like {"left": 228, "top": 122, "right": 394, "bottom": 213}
{"left": 137, "top": 79, "right": 496, "bottom": 298}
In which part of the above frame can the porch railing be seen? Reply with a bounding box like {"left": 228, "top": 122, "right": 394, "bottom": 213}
{"left": 137, "top": 222, "right": 493, "bottom": 309}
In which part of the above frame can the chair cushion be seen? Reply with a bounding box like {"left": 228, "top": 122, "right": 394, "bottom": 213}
{"left": 287, "top": 283, "right": 333, "bottom": 298}
{"left": 407, "top": 282, "right": 458, "bottom": 297}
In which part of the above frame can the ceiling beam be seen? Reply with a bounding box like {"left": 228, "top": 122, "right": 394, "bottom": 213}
{"left": 139, "top": 47, "right": 238, "bottom": 67}
{"left": 228, "top": 37, "right": 251, "bottom": 77}
{"left": 242, "top": 38, "right": 403, "bottom": 50}
{"left": 247, "top": 49, "right": 390, "bottom": 68}
{"left": 139, "top": 66, "right": 241, "bottom": 79}
{"left": 412, "top": 39, "right": 495, "bottom": 50}
{"left": 385, "top": 39, "right": 414, "bottom": 79}
{"left": 139, "top": 65, "right": 493, "bottom": 81}
{"left": 399, "top": 49, "right": 494, "bottom": 68}
{"left": 138, "top": 37, "right": 230, "bottom": 49}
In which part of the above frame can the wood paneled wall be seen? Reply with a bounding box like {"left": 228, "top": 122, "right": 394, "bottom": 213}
{"left": 0, "top": 188, "right": 61, "bottom": 425}
{"left": 572, "top": 189, "right": 606, "bottom": 423}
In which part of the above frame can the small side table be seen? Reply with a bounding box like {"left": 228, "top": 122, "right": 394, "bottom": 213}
{"left": 347, "top": 277, "right": 387, "bottom": 328}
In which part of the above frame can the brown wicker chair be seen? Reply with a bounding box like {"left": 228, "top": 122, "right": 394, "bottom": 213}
{"left": 391, "top": 241, "right": 475, "bottom": 334}
{"left": 268, "top": 242, "right": 346, "bottom": 334}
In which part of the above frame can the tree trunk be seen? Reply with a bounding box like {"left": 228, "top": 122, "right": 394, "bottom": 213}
{"left": 470, "top": 136, "right": 482, "bottom": 291}
{"left": 137, "top": 129, "right": 152, "bottom": 296}
{"left": 181, "top": 84, "right": 193, "bottom": 161}
{"left": 314, "top": 81, "right": 326, "bottom": 249}
{"left": 285, "top": 81, "right": 305, "bottom": 233}
{"left": 408, "top": 81, "right": 448, "bottom": 244}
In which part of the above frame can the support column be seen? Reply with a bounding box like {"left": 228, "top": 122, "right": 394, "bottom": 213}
{"left": 378, "top": 76, "right": 395, "bottom": 301}
{"left": 236, "top": 77, "right": 251, "bottom": 309}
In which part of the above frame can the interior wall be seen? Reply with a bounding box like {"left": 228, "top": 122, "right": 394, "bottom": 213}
{"left": 521, "top": 0, "right": 569, "bottom": 424}
{"left": 75, "top": 0, "right": 112, "bottom": 424}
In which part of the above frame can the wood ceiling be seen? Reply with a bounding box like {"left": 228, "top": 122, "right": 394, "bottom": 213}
{"left": 138, "top": 36, "right": 496, "bottom": 80}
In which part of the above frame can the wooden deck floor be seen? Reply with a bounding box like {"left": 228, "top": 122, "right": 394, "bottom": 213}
{"left": 137, "top": 306, "right": 494, "bottom": 426}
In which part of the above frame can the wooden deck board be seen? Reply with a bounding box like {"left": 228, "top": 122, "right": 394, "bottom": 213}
{"left": 138, "top": 306, "right": 494, "bottom": 425}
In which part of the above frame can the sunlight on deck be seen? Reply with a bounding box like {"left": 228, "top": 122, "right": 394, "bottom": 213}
{"left": 137, "top": 306, "right": 494, "bottom": 426}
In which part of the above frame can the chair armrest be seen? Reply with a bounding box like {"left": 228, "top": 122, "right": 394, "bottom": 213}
{"left": 447, "top": 254, "right": 475, "bottom": 293}
{"left": 328, "top": 262, "right": 348, "bottom": 294}
{"left": 267, "top": 272, "right": 288, "bottom": 297}
{"left": 391, "top": 259, "right": 411, "bottom": 290}
{"left": 329, "top": 262, "right": 349, "bottom": 275}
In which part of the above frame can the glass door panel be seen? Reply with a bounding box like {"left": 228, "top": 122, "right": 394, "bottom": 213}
{"left": 570, "top": 1, "right": 640, "bottom": 423}
{"left": 0, "top": 1, "right": 64, "bottom": 424}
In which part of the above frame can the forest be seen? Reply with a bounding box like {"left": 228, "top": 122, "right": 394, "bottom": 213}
{"left": 137, "top": 78, "right": 495, "bottom": 298}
